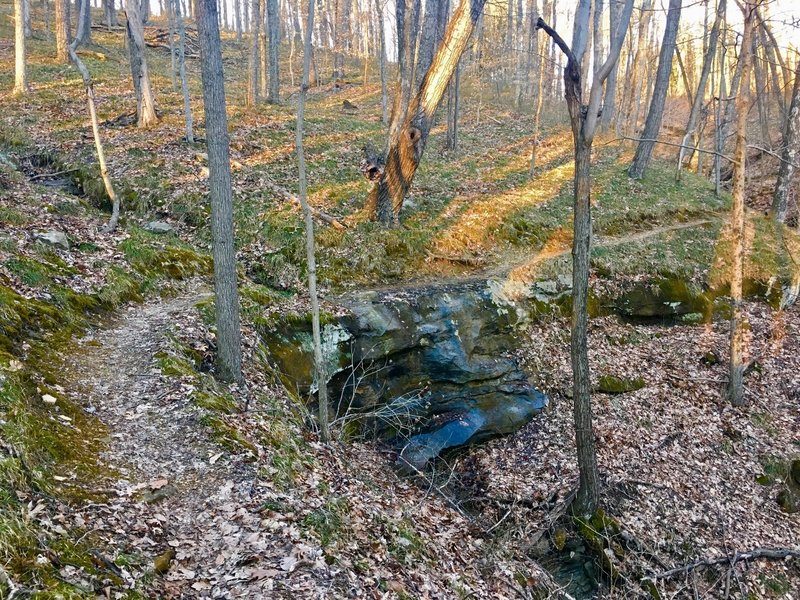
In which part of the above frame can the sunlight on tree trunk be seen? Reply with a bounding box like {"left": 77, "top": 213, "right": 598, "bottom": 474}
{"left": 68, "top": 0, "right": 120, "bottom": 233}
{"left": 175, "top": 0, "right": 194, "bottom": 143}
{"left": 14, "top": 0, "right": 27, "bottom": 96}
{"left": 125, "top": 0, "right": 158, "bottom": 127}
{"left": 728, "top": 0, "right": 758, "bottom": 407}
{"left": 367, "top": 0, "right": 487, "bottom": 225}
{"left": 56, "top": 0, "right": 70, "bottom": 63}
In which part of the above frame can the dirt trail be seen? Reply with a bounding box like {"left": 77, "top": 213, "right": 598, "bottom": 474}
{"left": 62, "top": 284, "right": 278, "bottom": 598}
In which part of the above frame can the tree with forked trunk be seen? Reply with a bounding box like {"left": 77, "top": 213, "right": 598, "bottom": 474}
{"left": 537, "top": 0, "right": 635, "bottom": 515}
{"left": 364, "top": 0, "right": 487, "bottom": 225}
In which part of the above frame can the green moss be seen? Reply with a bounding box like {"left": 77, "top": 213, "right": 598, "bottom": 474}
{"left": 597, "top": 375, "right": 645, "bottom": 394}
{"left": 199, "top": 415, "right": 259, "bottom": 457}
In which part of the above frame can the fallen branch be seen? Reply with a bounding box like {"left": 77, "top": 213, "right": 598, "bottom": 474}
{"left": 645, "top": 547, "right": 800, "bottom": 581}
{"left": 28, "top": 168, "right": 79, "bottom": 180}
{"left": 263, "top": 180, "right": 345, "bottom": 230}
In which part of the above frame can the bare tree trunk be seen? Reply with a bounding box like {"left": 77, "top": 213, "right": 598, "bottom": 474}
{"left": 104, "top": 0, "right": 118, "bottom": 27}
{"left": 715, "top": 34, "right": 727, "bottom": 196}
{"left": 728, "top": 0, "right": 757, "bottom": 407}
{"left": 267, "top": 0, "right": 280, "bottom": 102}
{"left": 175, "top": 0, "right": 194, "bottom": 142}
{"left": 601, "top": 0, "right": 621, "bottom": 128}
{"left": 772, "top": 60, "right": 800, "bottom": 223}
{"left": 445, "top": 60, "right": 460, "bottom": 151}
{"left": 260, "top": 0, "right": 268, "bottom": 96}
{"left": 628, "top": 0, "right": 682, "bottom": 179}
{"left": 752, "top": 38, "right": 771, "bottom": 147}
{"left": 529, "top": 0, "right": 543, "bottom": 174}
{"left": 168, "top": 0, "right": 178, "bottom": 90}
{"left": 384, "top": 0, "right": 414, "bottom": 154}
{"left": 56, "top": 0, "right": 70, "bottom": 62}
{"left": 677, "top": 0, "right": 725, "bottom": 180}
{"left": 235, "top": 0, "right": 243, "bottom": 41}
{"left": 367, "top": 0, "right": 485, "bottom": 224}
{"left": 14, "top": 0, "right": 27, "bottom": 95}
{"left": 622, "top": 0, "right": 653, "bottom": 135}
{"left": 296, "top": 0, "right": 329, "bottom": 441}
{"left": 537, "top": 0, "right": 635, "bottom": 515}
{"left": 69, "top": 0, "right": 120, "bottom": 232}
{"left": 23, "top": 0, "right": 31, "bottom": 38}
{"left": 197, "top": 0, "right": 244, "bottom": 385}
{"left": 375, "top": 0, "right": 388, "bottom": 124}
{"left": 76, "top": 0, "right": 92, "bottom": 44}
{"left": 141, "top": 0, "right": 150, "bottom": 23}
{"left": 414, "top": 0, "right": 439, "bottom": 89}
{"left": 247, "top": 0, "right": 261, "bottom": 104}
{"left": 333, "top": 0, "right": 350, "bottom": 81}
{"left": 125, "top": 0, "right": 158, "bottom": 127}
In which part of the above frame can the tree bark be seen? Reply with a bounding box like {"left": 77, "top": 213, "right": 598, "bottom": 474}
{"left": 125, "top": 0, "right": 158, "bottom": 127}
{"left": 69, "top": 0, "right": 120, "bottom": 233}
{"left": 14, "top": 0, "right": 27, "bottom": 95}
{"left": 333, "top": 0, "right": 350, "bottom": 81}
{"left": 76, "top": 0, "right": 92, "bottom": 44}
{"left": 247, "top": 0, "right": 261, "bottom": 104}
{"left": 175, "top": 0, "right": 194, "bottom": 142}
{"left": 537, "top": 0, "right": 635, "bottom": 516}
{"left": 235, "top": 0, "right": 242, "bottom": 41}
{"left": 368, "top": 0, "right": 486, "bottom": 224}
{"left": 267, "top": 0, "right": 280, "bottom": 102}
{"left": 771, "top": 60, "right": 800, "bottom": 223}
{"left": 676, "top": 0, "right": 725, "bottom": 179}
{"left": 627, "top": 0, "right": 682, "bottom": 179}
{"left": 197, "top": 0, "right": 244, "bottom": 384}
{"left": 600, "top": 0, "right": 622, "bottom": 128}
{"left": 375, "top": 0, "right": 388, "bottom": 124}
{"left": 728, "top": 0, "right": 757, "bottom": 407}
{"left": 296, "top": 0, "right": 330, "bottom": 441}
{"left": 104, "top": 0, "right": 118, "bottom": 28}
{"left": 529, "top": 0, "right": 543, "bottom": 174}
{"left": 415, "top": 0, "right": 439, "bottom": 89}
{"left": 56, "top": 0, "right": 70, "bottom": 62}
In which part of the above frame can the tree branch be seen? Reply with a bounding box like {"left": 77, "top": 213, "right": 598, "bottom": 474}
{"left": 644, "top": 547, "right": 800, "bottom": 581}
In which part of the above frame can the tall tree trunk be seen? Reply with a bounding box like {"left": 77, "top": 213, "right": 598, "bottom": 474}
{"left": 677, "top": 0, "right": 725, "bottom": 179}
{"left": 600, "top": 0, "right": 621, "bottom": 128}
{"left": 728, "top": 0, "right": 757, "bottom": 407}
{"left": 384, "top": 0, "right": 414, "bottom": 154}
{"left": 375, "top": 0, "right": 388, "bottom": 124}
{"left": 69, "top": 0, "right": 120, "bottom": 232}
{"left": 627, "top": 0, "right": 682, "bottom": 179}
{"left": 196, "top": 0, "right": 244, "bottom": 384}
{"left": 168, "top": 0, "right": 178, "bottom": 90}
{"left": 529, "top": 0, "right": 543, "bottom": 174}
{"left": 715, "top": 33, "right": 727, "bottom": 196}
{"left": 752, "top": 38, "right": 771, "bottom": 147}
{"left": 56, "top": 0, "right": 70, "bottom": 62}
{"left": 125, "top": 0, "right": 158, "bottom": 127}
{"left": 141, "top": 0, "right": 150, "bottom": 23}
{"left": 626, "top": 1, "right": 656, "bottom": 134}
{"left": 296, "top": 0, "right": 329, "bottom": 441}
{"left": 235, "top": 0, "right": 242, "bottom": 41}
{"left": 14, "top": 0, "right": 27, "bottom": 95}
{"left": 414, "top": 0, "right": 439, "bottom": 89}
{"left": 247, "top": 0, "right": 261, "bottom": 104}
{"left": 104, "top": 0, "right": 118, "bottom": 27}
{"left": 537, "top": 0, "right": 635, "bottom": 516}
{"left": 23, "top": 0, "right": 31, "bottom": 38}
{"left": 260, "top": 0, "right": 268, "bottom": 97}
{"left": 333, "top": 0, "right": 350, "bottom": 81}
{"left": 445, "top": 60, "right": 460, "bottom": 151}
{"left": 368, "top": 0, "right": 486, "bottom": 224}
{"left": 76, "top": 0, "right": 92, "bottom": 44}
{"left": 267, "top": 0, "right": 280, "bottom": 102}
{"left": 772, "top": 60, "right": 800, "bottom": 223}
{"left": 175, "top": 0, "right": 194, "bottom": 142}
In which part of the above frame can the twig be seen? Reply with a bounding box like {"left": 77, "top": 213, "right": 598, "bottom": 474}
{"left": 644, "top": 547, "right": 800, "bottom": 581}
{"left": 28, "top": 168, "right": 79, "bottom": 180}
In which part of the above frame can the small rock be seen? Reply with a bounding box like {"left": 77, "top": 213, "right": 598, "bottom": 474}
{"left": 41, "top": 394, "right": 58, "bottom": 404}
{"left": 143, "top": 221, "right": 173, "bottom": 235}
{"left": 142, "top": 483, "right": 178, "bottom": 504}
{"left": 34, "top": 230, "right": 69, "bottom": 250}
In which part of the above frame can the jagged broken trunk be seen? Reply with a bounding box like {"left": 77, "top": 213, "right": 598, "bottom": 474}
{"left": 258, "top": 281, "right": 547, "bottom": 471}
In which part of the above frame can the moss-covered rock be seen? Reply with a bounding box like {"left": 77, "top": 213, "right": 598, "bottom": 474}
{"left": 597, "top": 375, "right": 645, "bottom": 394}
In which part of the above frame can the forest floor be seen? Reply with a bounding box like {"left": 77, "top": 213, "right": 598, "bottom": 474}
{"left": 1, "top": 6, "right": 799, "bottom": 600}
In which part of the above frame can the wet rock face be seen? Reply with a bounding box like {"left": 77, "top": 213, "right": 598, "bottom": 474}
{"left": 258, "top": 281, "right": 548, "bottom": 470}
